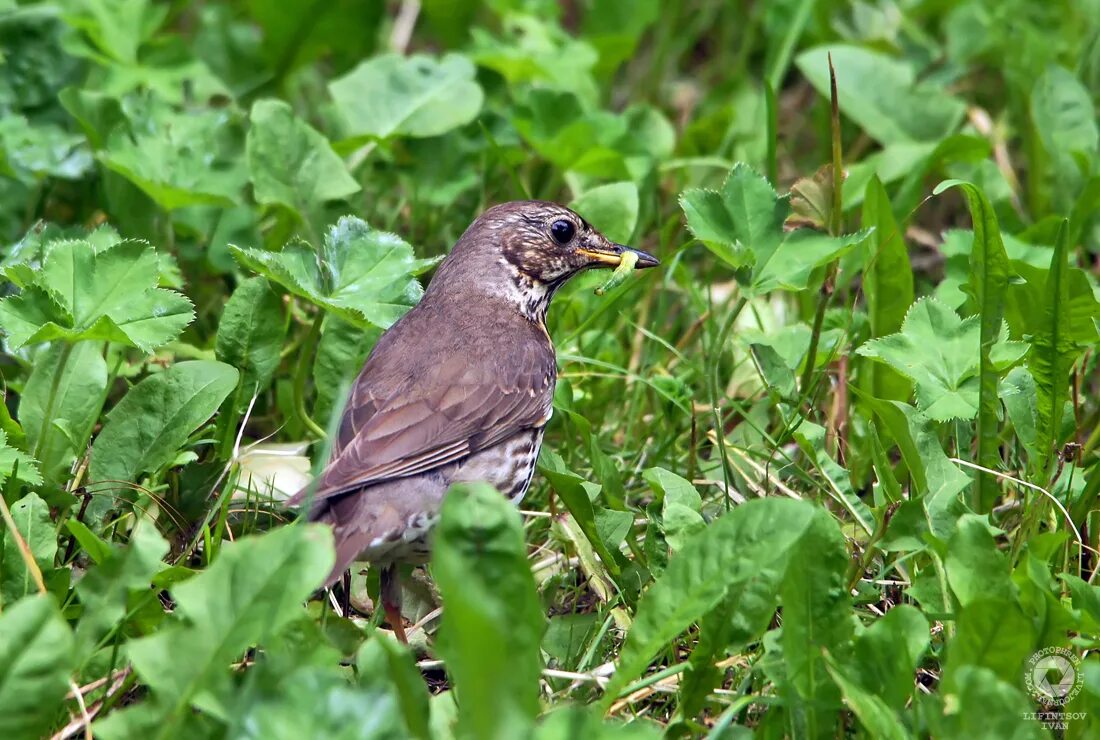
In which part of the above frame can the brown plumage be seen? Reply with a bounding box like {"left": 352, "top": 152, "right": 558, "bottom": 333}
{"left": 286, "top": 200, "right": 658, "bottom": 635}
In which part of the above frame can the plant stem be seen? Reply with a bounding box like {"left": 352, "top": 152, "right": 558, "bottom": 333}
{"left": 293, "top": 311, "right": 328, "bottom": 439}
{"left": 31, "top": 342, "right": 75, "bottom": 463}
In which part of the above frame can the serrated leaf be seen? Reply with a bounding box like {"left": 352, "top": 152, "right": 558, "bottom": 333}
{"left": 246, "top": 99, "right": 360, "bottom": 218}
{"left": 0, "top": 237, "right": 194, "bottom": 352}
{"left": 0, "top": 595, "right": 75, "bottom": 739}
{"left": 433, "top": 483, "right": 545, "bottom": 739}
{"left": 858, "top": 298, "right": 1026, "bottom": 421}
{"left": 329, "top": 53, "right": 483, "bottom": 142}
{"left": 0, "top": 429, "right": 42, "bottom": 489}
{"left": 231, "top": 217, "right": 434, "bottom": 330}
{"left": 681, "top": 163, "right": 861, "bottom": 293}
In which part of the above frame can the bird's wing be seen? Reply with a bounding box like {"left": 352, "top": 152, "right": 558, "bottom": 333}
{"left": 288, "top": 342, "right": 553, "bottom": 506}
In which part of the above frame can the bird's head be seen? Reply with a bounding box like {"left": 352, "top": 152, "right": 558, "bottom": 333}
{"left": 430, "top": 200, "right": 660, "bottom": 323}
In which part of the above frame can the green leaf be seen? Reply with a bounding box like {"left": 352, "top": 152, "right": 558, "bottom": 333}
{"left": 433, "top": 482, "right": 545, "bottom": 740}
{"left": 944, "top": 598, "right": 1035, "bottom": 688}
{"left": 536, "top": 705, "right": 661, "bottom": 739}
{"left": 795, "top": 45, "right": 966, "bottom": 144}
{"left": 944, "top": 515, "right": 1016, "bottom": 608}
{"left": 88, "top": 361, "right": 239, "bottom": 517}
{"left": 99, "top": 107, "right": 246, "bottom": 210}
{"left": 935, "top": 180, "right": 1013, "bottom": 512}
{"left": 539, "top": 452, "right": 623, "bottom": 579}
{"left": 0, "top": 430, "right": 42, "bottom": 489}
{"left": 0, "top": 493, "right": 56, "bottom": 606}
{"left": 861, "top": 175, "right": 914, "bottom": 401}
{"left": 73, "top": 523, "right": 169, "bottom": 660}
{"left": 125, "top": 525, "right": 334, "bottom": 713}
{"left": 231, "top": 216, "right": 434, "bottom": 330}
{"left": 680, "top": 163, "right": 862, "bottom": 293}
{"left": 215, "top": 277, "right": 286, "bottom": 394}
{"left": 780, "top": 509, "right": 853, "bottom": 739}
{"left": 1028, "top": 221, "right": 1082, "bottom": 476}
{"left": 642, "top": 467, "right": 704, "bottom": 553}
{"left": 569, "top": 181, "right": 639, "bottom": 244}
{"left": 1030, "top": 66, "right": 1098, "bottom": 164}
{"left": 603, "top": 498, "right": 818, "bottom": 705}
{"left": 312, "top": 316, "right": 380, "bottom": 425}
{"left": 824, "top": 655, "right": 912, "bottom": 740}
{"left": 939, "top": 667, "right": 1044, "bottom": 740}
{"left": 20, "top": 342, "right": 107, "bottom": 482}
{"left": 329, "top": 53, "right": 484, "bottom": 142}
{"left": 246, "top": 99, "right": 360, "bottom": 219}
{"left": 845, "top": 605, "right": 929, "bottom": 712}
{"left": 0, "top": 595, "right": 75, "bottom": 739}
{"left": 0, "top": 237, "right": 194, "bottom": 352}
{"left": 1000, "top": 367, "right": 1039, "bottom": 463}
{"left": 858, "top": 298, "right": 1026, "bottom": 421}
{"left": 358, "top": 636, "right": 432, "bottom": 740}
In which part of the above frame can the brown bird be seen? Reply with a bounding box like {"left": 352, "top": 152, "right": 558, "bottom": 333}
{"left": 287, "top": 200, "right": 658, "bottom": 639}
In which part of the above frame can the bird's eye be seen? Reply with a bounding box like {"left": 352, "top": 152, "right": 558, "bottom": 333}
{"left": 549, "top": 219, "right": 576, "bottom": 245}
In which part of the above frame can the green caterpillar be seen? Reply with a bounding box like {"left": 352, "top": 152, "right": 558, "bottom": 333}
{"left": 594, "top": 250, "right": 639, "bottom": 296}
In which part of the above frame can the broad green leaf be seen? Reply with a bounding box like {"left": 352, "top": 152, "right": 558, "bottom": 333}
{"left": 231, "top": 216, "right": 435, "bottom": 330}
{"left": 20, "top": 342, "right": 107, "bottom": 482}
{"left": 1028, "top": 221, "right": 1086, "bottom": 476}
{"left": 944, "top": 598, "right": 1035, "bottom": 688}
{"left": 945, "top": 515, "right": 1016, "bottom": 607}
{"left": 681, "top": 163, "right": 862, "bottom": 293}
{"left": 0, "top": 492, "right": 56, "bottom": 606}
{"left": 99, "top": 107, "right": 246, "bottom": 210}
{"left": 793, "top": 421, "right": 874, "bottom": 536}
{"left": 60, "top": 0, "right": 166, "bottom": 64}
{"left": 215, "top": 277, "right": 286, "bottom": 394}
{"left": 0, "top": 237, "right": 194, "bottom": 352}
{"left": 312, "top": 316, "right": 380, "bottom": 425}
{"left": 539, "top": 452, "right": 623, "bottom": 579}
{"left": 642, "top": 467, "right": 703, "bottom": 553}
{"left": 0, "top": 115, "right": 92, "bottom": 183}
{"left": 1030, "top": 66, "right": 1098, "bottom": 165}
{"left": 781, "top": 509, "right": 853, "bottom": 739}
{"left": 824, "top": 655, "right": 912, "bottom": 740}
{"left": 796, "top": 45, "right": 966, "bottom": 144}
{"left": 73, "top": 523, "right": 168, "bottom": 659}
{"left": 246, "top": 99, "right": 360, "bottom": 218}
{"left": 603, "top": 498, "right": 818, "bottom": 705}
{"left": 471, "top": 15, "right": 599, "bottom": 104}
{"left": 999, "top": 366, "right": 1039, "bottom": 463}
{"left": 569, "top": 181, "right": 639, "bottom": 244}
{"left": 939, "top": 667, "right": 1044, "bottom": 740}
{"left": 125, "top": 525, "right": 334, "bottom": 710}
{"left": 858, "top": 298, "right": 1026, "bottom": 421}
{"left": 433, "top": 483, "right": 545, "bottom": 740}
{"left": 861, "top": 175, "right": 914, "bottom": 401}
{"left": 845, "top": 605, "right": 929, "bottom": 711}
{"left": 329, "top": 53, "right": 483, "bottom": 142}
{"left": 935, "top": 180, "right": 1013, "bottom": 511}
{"left": 0, "top": 595, "right": 75, "bottom": 739}
{"left": 357, "top": 636, "right": 432, "bottom": 740}
{"left": 88, "top": 361, "right": 239, "bottom": 518}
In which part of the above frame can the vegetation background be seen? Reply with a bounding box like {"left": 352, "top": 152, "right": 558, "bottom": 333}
{"left": 1, "top": 0, "right": 1099, "bottom": 737}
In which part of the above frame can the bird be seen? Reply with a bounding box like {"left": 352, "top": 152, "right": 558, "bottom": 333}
{"left": 286, "top": 200, "right": 659, "bottom": 640}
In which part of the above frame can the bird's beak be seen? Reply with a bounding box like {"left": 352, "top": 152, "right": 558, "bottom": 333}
{"left": 577, "top": 243, "right": 661, "bottom": 269}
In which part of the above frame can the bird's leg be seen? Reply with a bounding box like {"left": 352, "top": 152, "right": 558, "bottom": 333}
{"left": 380, "top": 563, "right": 407, "bottom": 643}
{"left": 340, "top": 570, "right": 352, "bottom": 618}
